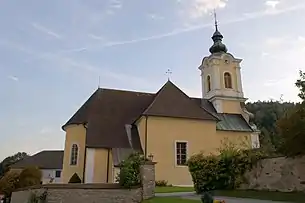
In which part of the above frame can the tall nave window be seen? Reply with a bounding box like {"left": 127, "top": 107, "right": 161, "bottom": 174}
{"left": 70, "top": 144, "right": 78, "bottom": 165}
{"left": 176, "top": 142, "right": 187, "bottom": 166}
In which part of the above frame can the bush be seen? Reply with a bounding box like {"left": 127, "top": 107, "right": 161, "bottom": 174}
{"left": 188, "top": 141, "right": 265, "bottom": 194}
{"left": 116, "top": 152, "right": 147, "bottom": 189}
{"left": 19, "top": 166, "right": 42, "bottom": 188}
{"left": 68, "top": 173, "right": 82, "bottom": 183}
{"left": 155, "top": 180, "right": 168, "bottom": 187}
{"left": 0, "top": 171, "right": 20, "bottom": 197}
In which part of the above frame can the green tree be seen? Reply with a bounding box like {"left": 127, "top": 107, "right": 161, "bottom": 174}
{"left": 276, "top": 70, "right": 305, "bottom": 156}
{"left": 0, "top": 171, "right": 20, "bottom": 198}
{"left": 295, "top": 70, "right": 305, "bottom": 100}
{"left": 0, "top": 152, "right": 29, "bottom": 177}
{"left": 277, "top": 103, "right": 305, "bottom": 156}
{"left": 246, "top": 101, "right": 295, "bottom": 153}
{"left": 18, "top": 166, "right": 42, "bottom": 188}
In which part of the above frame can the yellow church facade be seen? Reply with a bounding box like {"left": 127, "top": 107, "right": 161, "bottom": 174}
{"left": 60, "top": 25, "right": 260, "bottom": 186}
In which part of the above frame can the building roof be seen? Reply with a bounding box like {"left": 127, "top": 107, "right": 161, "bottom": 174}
{"left": 10, "top": 150, "right": 63, "bottom": 170}
{"left": 63, "top": 80, "right": 252, "bottom": 149}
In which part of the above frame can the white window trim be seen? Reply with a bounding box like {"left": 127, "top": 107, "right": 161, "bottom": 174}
{"left": 174, "top": 140, "right": 189, "bottom": 168}
{"left": 70, "top": 142, "right": 80, "bottom": 166}
{"left": 223, "top": 71, "right": 234, "bottom": 89}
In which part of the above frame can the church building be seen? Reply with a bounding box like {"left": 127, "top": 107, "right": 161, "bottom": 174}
{"left": 61, "top": 23, "right": 260, "bottom": 186}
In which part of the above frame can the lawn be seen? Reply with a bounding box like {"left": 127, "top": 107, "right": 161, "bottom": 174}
{"left": 142, "top": 197, "right": 200, "bottom": 203}
{"left": 215, "top": 190, "right": 305, "bottom": 203}
{"left": 155, "top": 186, "right": 194, "bottom": 193}
{"left": 155, "top": 187, "right": 305, "bottom": 203}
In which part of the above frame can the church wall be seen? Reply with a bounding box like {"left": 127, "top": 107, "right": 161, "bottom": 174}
{"left": 215, "top": 130, "right": 252, "bottom": 150}
{"left": 92, "top": 148, "right": 113, "bottom": 183}
{"left": 143, "top": 116, "right": 253, "bottom": 186}
{"left": 84, "top": 148, "right": 114, "bottom": 183}
{"left": 136, "top": 116, "right": 147, "bottom": 156}
{"left": 221, "top": 100, "right": 243, "bottom": 114}
{"left": 62, "top": 124, "right": 86, "bottom": 183}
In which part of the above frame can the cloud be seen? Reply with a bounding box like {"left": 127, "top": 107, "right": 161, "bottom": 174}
{"left": 31, "top": 22, "right": 62, "bottom": 39}
{"left": 148, "top": 14, "right": 164, "bottom": 20}
{"left": 265, "top": 0, "right": 280, "bottom": 9}
{"left": 189, "top": 0, "right": 228, "bottom": 19}
{"left": 7, "top": 75, "right": 19, "bottom": 81}
{"left": 88, "top": 34, "right": 105, "bottom": 41}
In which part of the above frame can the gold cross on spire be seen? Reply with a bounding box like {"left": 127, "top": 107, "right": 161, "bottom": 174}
{"left": 165, "top": 69, "right": 172, "bottom": 81}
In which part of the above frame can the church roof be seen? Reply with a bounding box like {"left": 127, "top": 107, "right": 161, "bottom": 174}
{"left": 10, "top": 150, "right": 64, "bottom": 170}
{"left": 142, "top": 81, "right": 217, "bottom": 120}
{"left": 62, "top": 80, "right": 252, "bottom": 149}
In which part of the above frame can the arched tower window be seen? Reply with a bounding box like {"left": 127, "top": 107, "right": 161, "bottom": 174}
{"left": 224, "top": 72, "right": 232, "bottom": 88}
{"left": 207, "top": 75, "right": 211, "bottom": 92}
{"left": 70, "top": 144, "right": 78, "bottom": 165}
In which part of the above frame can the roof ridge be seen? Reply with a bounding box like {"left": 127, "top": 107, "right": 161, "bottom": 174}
{"left": 142, "top": 81, "right": 171, "bottom": 115}
{"left": 99, "top": 87, "right": 154, "bottom": 95}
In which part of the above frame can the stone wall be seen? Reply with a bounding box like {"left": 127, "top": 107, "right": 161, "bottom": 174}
{"left": 11, "top": 184, "right": 142, "bottom": 203}
{"left": 140, "top": 162, "right": 156, "bottom": 200}
{"left": 11, "top": 162, "right": 156, "bottom": 203}
{"left": 240, "top": 156, "right": 305, "bottom": 192}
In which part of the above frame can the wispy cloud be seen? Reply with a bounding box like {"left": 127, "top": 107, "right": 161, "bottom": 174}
{"left": 88, "top": 34, "right": 105, "bottom": 41}
{"left": 59, "top": 2, "right": 305, "bottom": 52}
{"left": 7, "top": 75, "right": 19, "bottom": 81}
{"left": 31, "top": 22, "right": 62, "bottom": 39}
{"left": 148, "top": 14, "right": 164, "bottom": 20}
{"left": 265, "top": 0, "right": 280, "bottom": 9}
{"left": 188, "top": 0, "right": 228, "bottom": 19}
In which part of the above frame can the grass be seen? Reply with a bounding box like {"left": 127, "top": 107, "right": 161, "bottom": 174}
{"left": 155, "top": 187, "right": 305, "bottom": 202}
{"left": 214, "top": 190, "right": 305, "bottom": 203}
{"left": 155, "top": 186, "right": 194, "bottom": 193}
{"left": 142, "top": 197, "right": 200, "bottom": 203}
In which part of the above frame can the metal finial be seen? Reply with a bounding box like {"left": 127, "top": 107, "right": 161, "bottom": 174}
{"left": 165, "top": 69, "right": 172, "bottom": 81}
{"left": 213, "top": 9, "right": 218, "bottom": 31}
{"left": 98, "top": 76, "right": 100, "bottom": 88}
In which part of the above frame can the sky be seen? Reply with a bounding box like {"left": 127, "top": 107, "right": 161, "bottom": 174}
{"left": 0, "top": 0, "right": 305, "bottom": 161}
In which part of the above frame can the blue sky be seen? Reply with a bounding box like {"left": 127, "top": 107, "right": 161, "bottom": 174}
{"left": 1, "top": 0, "right": 304, "bottom": 160}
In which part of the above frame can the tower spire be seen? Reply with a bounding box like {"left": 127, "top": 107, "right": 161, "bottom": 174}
{"left": 209, "top": 9, "right": 228, "bottom": 54}
{"left": 213, "top": 9, "right": 218, "bottom": 31}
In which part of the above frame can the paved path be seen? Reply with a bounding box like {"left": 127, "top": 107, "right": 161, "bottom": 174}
{"left": 156, "top": 192, "right": 291, "bottom": 203}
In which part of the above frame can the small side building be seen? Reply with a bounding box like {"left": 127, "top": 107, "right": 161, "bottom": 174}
{"left": 10, "top": 150, "right": 64, "bottom": 184}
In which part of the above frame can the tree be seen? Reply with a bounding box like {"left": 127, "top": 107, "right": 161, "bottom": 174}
{"left": 295, "top": 70, "right": 305, "bottom": 100}
{"left": 246, "top": 101, "right": 295, "bottom": 153}
{"left": 277, "top": 102, "right": 305, "bottom": 156}
{"left": 0, "top": 171, "right": 20, "bottom": 198}
{"left": 0, "top": 166, "right": 42, "bottom": 201}
{"left": 18, "top": 166, "right": 42, "bottom": 188}
{"left": 276, "top": 70, "right": 305, "bottom": 156}
{"left": 0, "top": 152, "right": 29, "bottom": 177}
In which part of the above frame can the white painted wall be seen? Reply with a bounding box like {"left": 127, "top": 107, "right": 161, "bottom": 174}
{"left": 84, "top": 148, "right": 95, "bottom": 183}
{"left": 41, "top": 169, "right": 62, "bottom": 184}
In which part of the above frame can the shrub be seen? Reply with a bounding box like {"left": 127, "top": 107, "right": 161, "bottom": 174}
{"left": 116, "top": 152, "right": 147, "bottom": 189}
{"left": 68, "top": 173, "right": 82, "bottom": 183}
{"left": 188, "top": 141, "right": 265, "bottom": 194}
{"left": 19, "top": 166, "right": 42, "bottom": 188}
{"left": 155, "top": 180, "right": 168, "bottom": 187}
{"left": 0, "top": 171, "right": 20, "bottom": 197}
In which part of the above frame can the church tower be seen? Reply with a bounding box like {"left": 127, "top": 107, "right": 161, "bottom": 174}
{"left": 198, "top": 17, "right": 247, "bottom": 115}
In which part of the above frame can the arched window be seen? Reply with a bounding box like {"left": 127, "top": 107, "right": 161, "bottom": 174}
{"left": 207, "top": 75, "right": 211, "bottom": 92}
{"left": 224, "top": 72, "right": 232, "bottom": 88}
{"left": 70, "top": 144, "right": 78, "bottom": 165}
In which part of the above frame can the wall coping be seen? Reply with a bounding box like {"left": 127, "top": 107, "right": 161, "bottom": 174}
{"left": 14, "top": 183, "right": 141, "bottom": 192}
{"left": 143, "top": 161, "right": 157, "bottom": 165}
